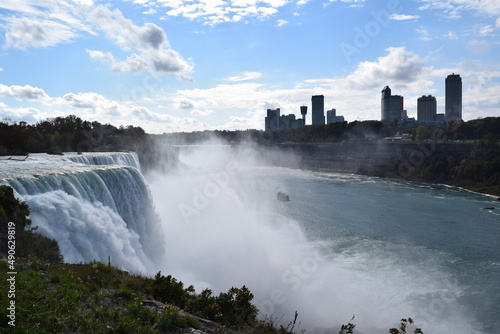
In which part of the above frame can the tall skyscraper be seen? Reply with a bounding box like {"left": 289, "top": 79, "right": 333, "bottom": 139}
{"left": 311, "top": 95, "right": 325, "bottom": 125}
{"left": 417, "top": 95, "right": 437, "bottom": 121}
{"left": 445, "top": 73, "right": 462, "bottom": 122}
{"left": 381, "top": 86, "right": 404, "bottom": 121}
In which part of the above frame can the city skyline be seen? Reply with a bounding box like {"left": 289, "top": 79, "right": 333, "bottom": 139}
{"left": 0, "top": 1, "right": 499, "bottom": 133}
{"left": 268, "top": 72, "right": 460, "bottom": 130}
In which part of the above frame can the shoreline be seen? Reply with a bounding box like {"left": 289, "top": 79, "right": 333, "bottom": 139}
{"left": 293, "top": 164, "right": 500, "bottom": 200}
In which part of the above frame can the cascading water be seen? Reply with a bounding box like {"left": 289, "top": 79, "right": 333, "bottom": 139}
{"left": 1, "top": 152, "right": 161, "bottom": 273}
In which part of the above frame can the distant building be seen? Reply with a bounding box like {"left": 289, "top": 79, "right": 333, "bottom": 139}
{"left": 300, "top": 106, "right": 308, "bottom": 123}
{"left": 445, "top": 73, "right": 462, "bottom": 122}
{"left": 381, "top": 86, "right": 404, "bottom": 121}
{"left": 265, "top": 108, "right": 305, "bottom": 131}
{"left": 417, "top": 95, "right": 437, "bottom": 121}
{"left": 265, "top": 108, "right": 280, "bottom": 131}
{"left": 280, "top": 114, "right": 305, "bottom": 129}
{"left": 312, "top": 95, "right": 325, "bottom": 125}
{"left": 326, "top": 109, "right": 345, "bottom": 123}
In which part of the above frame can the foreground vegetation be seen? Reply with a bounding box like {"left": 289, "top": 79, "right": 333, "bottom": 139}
{"left": 0, "top": 258, "right": 424, "bottom": 334}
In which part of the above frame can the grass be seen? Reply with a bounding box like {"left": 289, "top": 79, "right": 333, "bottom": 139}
{"left": 0, "top": 257, "right": 297, "bottom": 334}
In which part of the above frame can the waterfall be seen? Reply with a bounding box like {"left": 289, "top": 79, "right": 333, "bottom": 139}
{"left": 67, "top": 152, "right": 141, "bottom": 170}
{"left": 2, "top": 154, "right": 162, "bottom": 273}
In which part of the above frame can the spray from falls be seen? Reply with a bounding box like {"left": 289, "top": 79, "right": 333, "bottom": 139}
{"left": 146, "top": 144, "right": 480, "bottom": 334}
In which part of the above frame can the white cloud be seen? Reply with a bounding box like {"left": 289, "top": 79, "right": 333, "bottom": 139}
{"left": 0, "top": 2, "right": 192, "bottom": 77}
{"left": 328, "top": 0, "right": 366, "bottom": 8}
{"left": 390, "top": 14, "right": 420, "bottom": 21}
{"left": 174, "top": 98, "right": 195, "bottom": 110}
{"left": 4, "top": 17, "right": 78, "bottom": 50}
{"left": 190, "top": 109, "right": 214, "bottom": 116}
{"left": 276, "top": 19, "right": 288, "bottom": 27}
{"left": 144, "top": 0, "right": 286, "bottom": 25}
{"left": 0, "top": 102, "right": 44, "bottom": 123}
{"left": 87, "top": 48, "right": 192, "bottom": 75}
{"left": 85, "top": 6, "right": 193, "bottom": 76}
{"left": 418, "top": 0, "right": 500, "bottom": 21}
{"left": 0, "top": 0, "right": 95, "bottom": 50}
{"left": 476, "top": 24, "right": 494, "bottom": 36}
{"left": 343, "top": 47, "right": 429, "bottom": 91}
{"left": 88, "top": 6, "right": 168, "bottom": 51}
{"left": 53, "top": 91, "right": 208, "bottom": 133}
{"left": 417, "top": 1, "right": 462, "bottom": 19}
{"left": 171, "top": 47, "right": 438, "bottom": 127}
{"left": 416, "top": 28, "right": 432, "bottom": 41}
{"left": 443, "top": 31, "right": 458, "bottom": 40}
{"left": 0, "top": 84, "right": 49, "bottom": 100}
{"left": 467, "top": 40, "right": 491, "bottom": 55}
{"left": 225, "top": 71, "right": 262, "bottom": 82}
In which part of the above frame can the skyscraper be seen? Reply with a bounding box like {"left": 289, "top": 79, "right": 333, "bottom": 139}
{"left": 417, "top": 95, "right": 437, "bottom": 121}
{"left": 311, "top": 95, "right": 325, "bottom": 125}
{"left": 300, "top": 105, "right": 307, "bottom": 123}
{"left": 265, "top": 108, "right": 280, "bottom": 131}
{"left": 381, "top": 86, "right": 404, "bottom": 121}
{"left": 445, "top": 73, "right": 462, "bottom": 122}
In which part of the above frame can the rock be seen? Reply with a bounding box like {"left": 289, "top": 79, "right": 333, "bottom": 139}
{"left": 141, "top": 299, "right": 166, "bottom": 309}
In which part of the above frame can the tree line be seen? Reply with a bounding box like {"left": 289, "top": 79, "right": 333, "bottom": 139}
{"left": 0, "top": 115, "right": 147, "bottom": 155}
{"left": 158, "top": 117, "right": 500, "bottom": 145}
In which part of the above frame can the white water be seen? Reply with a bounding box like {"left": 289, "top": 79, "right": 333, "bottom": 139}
{"left": 1, "top": 153, "right": 161, "bottom": 273}
{"left": 1, "top": 148, "right": 497, "bottom": 333}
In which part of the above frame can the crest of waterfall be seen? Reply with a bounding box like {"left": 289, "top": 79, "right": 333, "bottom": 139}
{"left": 67, "top": 152, "right": 141, "bottom": 170}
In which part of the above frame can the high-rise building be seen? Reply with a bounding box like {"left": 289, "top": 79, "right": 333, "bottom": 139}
{"left": 326, "top": 109, "right": 344, "bottom": 123}
{"left": 279, "top": 114, "right": 305, "bottom": 129}
{"left": 381, "top": 86, "right": 404, "bottom": 121}
{"left": 417, "top": 95, "right": 437, "bottom": 121}
{"left": 311, "top": 95, "right": 325, "bottom": 125}
{"left": 445, "top": 73, "right": 462, "bottom": 122}
{"left": 265, "top": 108, "right": 305, "bottom": 131}
{"left": 265, "top": 108, "right": 280, "bottom": 131}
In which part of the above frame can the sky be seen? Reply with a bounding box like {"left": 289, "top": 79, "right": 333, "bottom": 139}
{"left": 0, "top": 0, "right": 499, "bottom": 133}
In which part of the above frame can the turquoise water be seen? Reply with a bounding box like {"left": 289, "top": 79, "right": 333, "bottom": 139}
{"left": 245, "top": 167, "right": 500, "bottom": 333}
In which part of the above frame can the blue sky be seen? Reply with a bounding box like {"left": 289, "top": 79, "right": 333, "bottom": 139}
{"left": 0, "top": 0, "right": 499, "bottom": 133}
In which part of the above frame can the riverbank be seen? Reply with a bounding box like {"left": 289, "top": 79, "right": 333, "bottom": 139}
{"left": 265, "top": 142, "right": 500, "bottom": 197}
